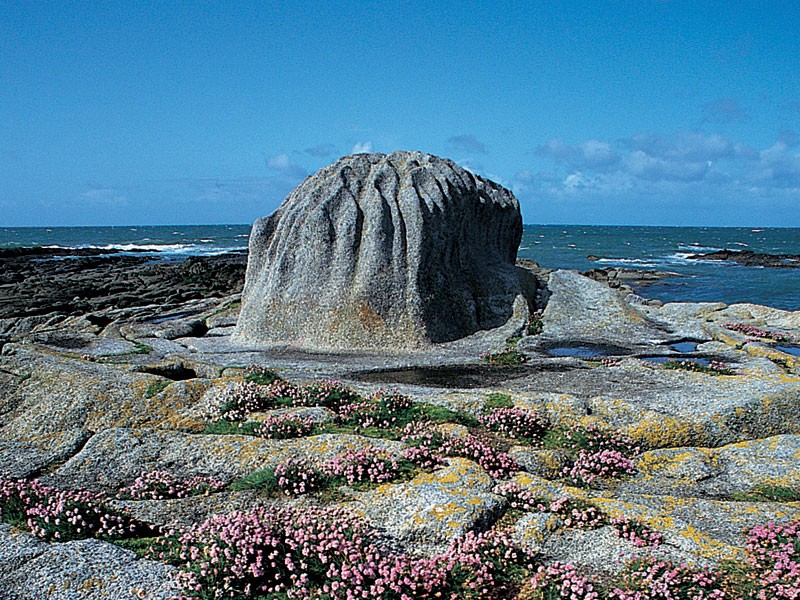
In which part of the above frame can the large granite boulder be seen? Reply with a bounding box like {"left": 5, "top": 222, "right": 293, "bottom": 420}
{"left": 234, "top": 151, "right": 528, "bottom": 351}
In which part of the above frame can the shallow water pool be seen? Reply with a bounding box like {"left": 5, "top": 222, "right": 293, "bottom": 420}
{"left": 775, "top": 345, "right": 800, "bottom": 357}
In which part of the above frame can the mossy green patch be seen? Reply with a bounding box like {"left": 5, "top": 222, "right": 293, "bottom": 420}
{"left": 111, "top": 536, "right": 162, "bottom": 559}
{"left": 204, "top": 420, "right": 262, "bottom": 436}
{"left": 144, "top": 380, "right": 170, "bottom": 399}
{"left": 731, "top": 483, "right": 800, "bottom": 503}
{"left": 484, "top": 392, "right": 514, "bottom": 410}
{"left": 228, "top": 468, "right": 279, "bottom": 494}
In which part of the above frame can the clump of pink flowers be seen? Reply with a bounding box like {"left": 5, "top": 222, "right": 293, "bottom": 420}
{"left": 439, "top": 527, "right": 536, "bottom": 599}
{"left": 610, "top": 516, "right": 664, "bottom": 548}
{"left": 300, "top": 379, "right": 362, "bottom": 410}
{"left": 492, "top": 484, "right": 609, "bottom": 530}
{"left": 724, "top": 322, "right": 797, "bottom": 343}
{"left": 559, "top": 422, "right": 641, "bottom": 456}
{"left": 324, "top": 447, "right": 400, "bottom": 486}
{"left": 600, "top": 357, "right": 622, "bottom": 367}
{"left": 256, "top": 413, "right": 315, "bottom": 439}
{"left": 548, "top": 496, "right": 607, "bottom": 530}
{"left": 745, "top": 519, "right": 800, "bottom": 599}
{"left": 336, "top": 398, "right": 399, "bottom": 430}
{"left": 401, "top": 445, "right": 446, "bottom": 470}
{"left": 664, "top": 359, "right": 738, "bottom": 376}
{"left": 521, "top": 561, "right": 601, "bottom": 600}
{"left": 242, "top": 365, "right": 279, "bottom": 384}
{"left": 117, "top": 471, "right": 225, "bottom": 500}
{"left": 159, "top": 504, "right": 535, "bottom": 599}
{"left": 480, "top": 349, "right": 529, "bottom": 365}
{"left": 218, "top": 380, "right": 270, "bottom": 420}
{"left": 441, "top": 434, "right": 520, "bottom": 479}
{"left": 219, "top": 377, "right": 363, "bottom": 421}
{"left": 371, "top": 389, "right": 414, "bottom": 412}
{"left": 336, "top": 389, "right": 415, "bottom": 430}
{"left": 400, "top": 420, "right": 446, "bottom": 449}
{"left": 493, "top": 482, "right": 550, "bottom": 512}
{"left": 565, "top": 448, "right": 637, "bottom": 487}
{"left": 274, "top": 458, "right": 324, "bottom": 496}
{"left": 608, "top": 557, "right": 728, "bottom": 599}
{"left": 479, "top": 407, "right": 550, "bottom": 444}
{"left": 0, "top": 477, "right": 146, "bottom": 542}
{"left": 557, "top": 423, "right": 640, "bottom": 487}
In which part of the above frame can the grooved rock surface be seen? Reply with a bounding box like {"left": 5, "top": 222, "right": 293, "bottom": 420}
{"left": 0, "top": 525, "right": 179, "bottom": 599}
{"left": 234, "top": 151, "right": 528, "bottom": 351}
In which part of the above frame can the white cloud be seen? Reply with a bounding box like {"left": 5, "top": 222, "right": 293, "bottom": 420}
{"left": 352, "top": 141, "right": 373, "bottom": 154}
{"left": 623, "top": 150, "right": 710, "bottom": 182}
{"left": 265, "top": 154, "right": 307, "bottom": 179}
{"left": 535, "top": 131, "right": 755, "bottom": 188}
{"left": 627, "top": 132, "right": 748, "bottom": 162}
{"left": 750, "top": 141, "right": 800, "bottom": 188}
{"left": 518, "top": 131, "right": 800, "bottom": 225}
{"left": 536, "top": 138, "right": 619, "bottom": 170}
{"left": 578, "top": 140, "right": 618, "bottom": 168}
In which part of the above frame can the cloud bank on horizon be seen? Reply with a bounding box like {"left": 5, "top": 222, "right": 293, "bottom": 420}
{"left": 1, "top": 1, "right": 798, "bottom": 227}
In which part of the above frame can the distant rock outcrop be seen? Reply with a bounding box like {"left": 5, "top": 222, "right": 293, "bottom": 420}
{"left": 234, "top": 151, "right": 529, "bottom": 350}
{"left": 687, "top": 249, "right": 800, "bottom": 268}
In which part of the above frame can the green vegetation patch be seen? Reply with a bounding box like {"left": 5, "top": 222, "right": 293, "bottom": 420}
{"left": 731, "top": 483, "right": 800, "bottom": 503}
{"left": 144, "top": 380, "right": 171, "bottom": 398}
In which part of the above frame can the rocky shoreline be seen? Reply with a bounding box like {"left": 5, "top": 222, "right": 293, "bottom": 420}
{"left": 0, "top": 249, "right": 246, "bottom": 347}
{"left": 2, "top": 250, "right": 800, "bottom": 598}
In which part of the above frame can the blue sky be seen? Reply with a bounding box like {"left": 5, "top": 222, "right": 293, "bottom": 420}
{"left": 2, "top": 1, "right": 799, "bottom": 226}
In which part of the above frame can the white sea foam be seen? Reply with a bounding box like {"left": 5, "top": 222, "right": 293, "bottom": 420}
{"left": 90, "top": 243, "right": 191, "bottom": 252}
{"left": 595, "top": 258, "right": 657, "bottom": 266}
{"left": 667, "top": 252, "right": 734, "bottom": 266}
{"left": 677, "top": 243, "right": 722, "bottom": 253}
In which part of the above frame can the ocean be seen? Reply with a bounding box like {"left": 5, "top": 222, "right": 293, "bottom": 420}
{"left": 2, "top": 224, "right": 799, "bottom": 311}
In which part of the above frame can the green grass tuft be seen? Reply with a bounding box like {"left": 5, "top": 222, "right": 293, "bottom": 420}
{"left": 204, "top": 420, "right": 262, "bottom": 436}
{"left": 731, "top": 483, "right": 800, "bottom": 503}
{"left": 412, "top": 403, "right": 480, "bottom": 428}
{"left": 228, "top": 468, "right": 279, "bottom": 494}
{"left": 244, "top": 368, "right": 280, "bottom": 385}
{"left": 112, "top": 536, "right": 162, "bottom": 559}
{"left": 144, "top": 380, "right": 171, "bottom": 398}
{"left": 484, "top": 392, "right": 514, "bottom": 410}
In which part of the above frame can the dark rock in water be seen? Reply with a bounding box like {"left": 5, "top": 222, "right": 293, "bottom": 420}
{"left": 688, "top": 249, "right": 800, "bottom": 268}
{"left": 235, "top": 151, "right": 530, "bottom": 350}
{"left": 581, "top": 267, "right": 677, "bottom": 288}
{"left": 0, "top": 251, "right": 246, "bottom": 321}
